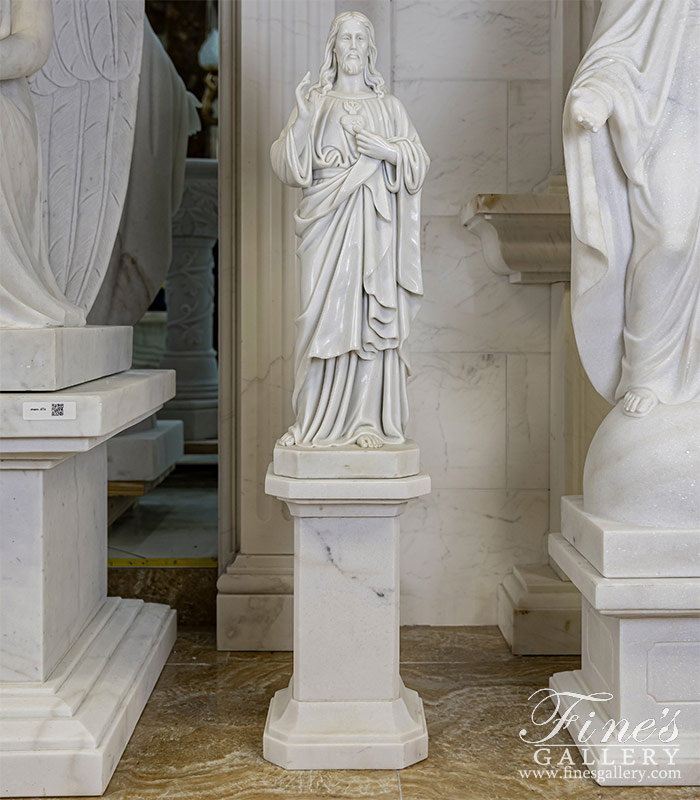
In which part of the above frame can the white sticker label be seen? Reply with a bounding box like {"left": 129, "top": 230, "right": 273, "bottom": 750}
{"left": 23, "top": 401, "right": 77, "bottom": 420}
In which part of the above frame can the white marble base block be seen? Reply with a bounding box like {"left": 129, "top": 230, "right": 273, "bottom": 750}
{"left": 497, "top": 564, "right": 581, "bottom": 655}
{"left": 0, "top": 369, "right": 176, "bottom": 797}
{"left": 263, "top": 467, "right": 430, "bottom": 770}
{"left": 562, "top": 496, "right": 700, "bottom": 578}
{"left": 549, "top": 527, "right": 700, "bottom": 786}
{"left": 273, "top": 441, "right": 420, "bottom": 480}
{"left": 0, "top": 326, "right": 132, "bottom": 392}
{"left": 108, "top": 416, "right": 184, "bottom": 481}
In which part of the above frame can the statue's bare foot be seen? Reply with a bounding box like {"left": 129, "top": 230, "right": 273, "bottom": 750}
{"left": 622, "top": 388, "right": 659, "bottom": 418}
{"left": 357, "top": 433, "right": 384, "bottom": 449}
{"left": 278, "top": 431, "right": 296, "bottom": 447}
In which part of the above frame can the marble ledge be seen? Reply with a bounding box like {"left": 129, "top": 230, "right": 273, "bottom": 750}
{"left": 0, "top": 370, "right": 176, "bottom": 457}
{"left": 461, "top": 192, "right": 571, "bottom": 285}
{"left": 549, "top": 534, "right": 700, "bottom": 614}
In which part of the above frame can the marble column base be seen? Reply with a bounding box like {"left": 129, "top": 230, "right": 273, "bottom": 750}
{"left": 264, "top": 465, "right": 430, "bottom": 770}
{"left": 0, "top": 598, "right": 175, "bottom": 798}
{"left": 497, "top": 563, "right": 581, "bottom": 655}
{"left": 0, "top": 326, "right": 132, "bottom": 391}
{"left": 108, "top": 416, "right": 184, "bottom": 481}
{"left": 216, "top": 555, "right": 293, "bottom": 651}
{"left": 549, "top": 529, "right": 700, "bottom": 786}
{"left": 264, "top": 678, "right": 428, "bottom": 770}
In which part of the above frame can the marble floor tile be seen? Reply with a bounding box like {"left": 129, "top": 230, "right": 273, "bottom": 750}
{"left": 27, "top": 627, "right": 699, "bottom": 800}
{"left": 108, "top": 567, "right": 217, "bottom": 626}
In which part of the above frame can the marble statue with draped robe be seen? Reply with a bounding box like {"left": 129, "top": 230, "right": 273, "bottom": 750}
{"left": 0, "top": 0, "right": 84, "bottom": 328}
{"left": 565, "top": 0, "right": 700, "bottom": 527}
{"left": 271, "top": 11, "right": 429, "bottom": 449}
{"left": 565, "top": 0, "right": 700, "bottom": 418}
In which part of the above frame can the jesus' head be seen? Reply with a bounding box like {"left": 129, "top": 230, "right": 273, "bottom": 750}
{"left": 312, "top": 12, "right": 386, "bottom": 97}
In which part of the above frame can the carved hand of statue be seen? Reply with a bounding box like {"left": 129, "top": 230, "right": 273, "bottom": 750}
{"left": 570, "top": 86, "right": 613, "bottom": 133}
{"left": 355, "top": 129, "right": 398, "bottom": 164}
{"left": 294, "top": 71, "right": 316, "bottom": 121}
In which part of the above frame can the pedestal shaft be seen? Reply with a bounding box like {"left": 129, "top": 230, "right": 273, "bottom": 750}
{"left": 294, "top": 515, "right": 400, "bottom": 703}
{"left": 0, "top": 447, "right": 106, "bottom": 682}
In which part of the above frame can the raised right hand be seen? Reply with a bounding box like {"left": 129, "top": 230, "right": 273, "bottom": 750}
{"left": 295, "top": 71, "right": 315, "bottom": 121}
{"left": 570, "top": 86, "right": 613, "bottom": 133}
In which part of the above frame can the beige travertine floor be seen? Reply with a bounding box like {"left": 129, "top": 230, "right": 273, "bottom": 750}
{"left": 31, "top": 627, "right": 697, "bottom": 799}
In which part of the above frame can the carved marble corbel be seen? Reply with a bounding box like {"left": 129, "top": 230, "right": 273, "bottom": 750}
{"left": 461, "top": 191, "right": 571, "bottom": 285}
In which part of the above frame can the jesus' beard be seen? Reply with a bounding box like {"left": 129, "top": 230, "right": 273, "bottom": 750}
{"left": 340, "top": 53, "right": 363, "bottom": 75}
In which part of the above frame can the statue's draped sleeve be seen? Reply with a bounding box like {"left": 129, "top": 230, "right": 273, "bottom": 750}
{"left": 563, "top": 0, "right": 689, "bottom": 403}
{"left": 270, "top": 105, "right": 314, "bottom": 189}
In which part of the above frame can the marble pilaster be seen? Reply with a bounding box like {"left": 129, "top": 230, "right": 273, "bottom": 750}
{"left": 217, "top": 0, "right": 336, "bottom": 651}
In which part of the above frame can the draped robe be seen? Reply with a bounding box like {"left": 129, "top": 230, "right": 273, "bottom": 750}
{"left": 0, "top": 76, "right": 85, "bottom": 328}
{"left": 564, "top": 0, "right": 700, "bottom": 406}
{"left": 271, "top": 90, "right": 429, "bottom": 446}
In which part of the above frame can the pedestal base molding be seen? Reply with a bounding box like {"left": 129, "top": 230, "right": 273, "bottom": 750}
{"left": 264, "top": 679, "right": 428, "bottom": 770}
{"left": 216, "top": 555, "right": 293, "bottom": 651}
{"left": 0, "top": 598, "right": 175, "bottom": 798}
{"left": 498, "top": 563, "right": 581, "bottom": 655}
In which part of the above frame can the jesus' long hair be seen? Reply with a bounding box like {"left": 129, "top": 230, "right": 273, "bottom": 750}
{"left": 309, "top": 12, "right": 386, "bottom": 98}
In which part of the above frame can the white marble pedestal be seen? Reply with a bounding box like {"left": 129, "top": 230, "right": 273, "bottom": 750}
{"left": 548, "top": 498, "right": 700, "bottom": 787}
{"left": 263, "top": 465, "right": 430, "bottom": 770}
{"left": 0, "top": 370, "right": 177, "bottom": 797}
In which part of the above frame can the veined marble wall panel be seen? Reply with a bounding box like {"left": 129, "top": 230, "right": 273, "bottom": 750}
{"left": 412, "top": 217, "right": 550, "bottom": 354}
{"left": 407, "top": 353, "right": 506, "bottom": 490}
{"left": 395, "top": 1, "right": 553, "bottom": 624}
{"left": 396, "top": 80, "right": 507, "bottom": 216}
{"left": 401, "top": 489, "right": 549, "bottom": 625}
{"left": 394, "top": 1, "right": 550, "bottom": 82}
{"left": 507, "top": 80, "right": 551, "bottom": 193}
{"left": 506, "top": 353, "right": 550, "bottom": 490}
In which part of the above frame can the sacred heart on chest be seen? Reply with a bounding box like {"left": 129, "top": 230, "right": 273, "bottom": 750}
{"left": 340, "top": 100, "right": 368, "bottom": 135}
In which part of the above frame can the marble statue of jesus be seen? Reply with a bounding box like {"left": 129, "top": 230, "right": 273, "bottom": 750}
{"left": 271, "top": 11, "right": 429, "bottom": 449}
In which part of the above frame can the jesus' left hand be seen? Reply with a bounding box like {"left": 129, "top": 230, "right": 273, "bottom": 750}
{"left": 356, "top": 130, "right": 399, "bottom": 165}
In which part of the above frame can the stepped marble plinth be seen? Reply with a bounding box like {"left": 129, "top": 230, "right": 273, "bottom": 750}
{"left": 0, "top": 326, "right": 133, "bottom": 392}
{"left": 263, "top": 462, "right": 430, "bottom": 770}
{"left": 497, "top": 563, "right": 581, "bottom": 655}
{"left": 549, "top": 530, "right": 700, "bottom": 786}
{"left": 0, "top": 369, "right": 176, "bottom": 797}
